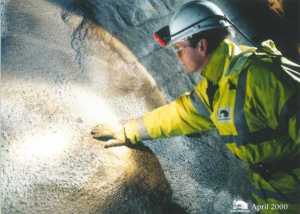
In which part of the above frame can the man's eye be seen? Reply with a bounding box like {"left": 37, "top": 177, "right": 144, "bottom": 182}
{"left": 173, "top": 46, "right": 182, "bottom": 53}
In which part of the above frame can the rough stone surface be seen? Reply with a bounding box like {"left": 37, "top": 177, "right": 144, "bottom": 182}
{"left": 2, "top": 0, "right": 297, "bottom": 213}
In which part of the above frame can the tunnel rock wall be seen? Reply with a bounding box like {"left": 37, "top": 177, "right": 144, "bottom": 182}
{"left": 1, "top": 0, "right": 257, "bottom": 214}
{"left": 1, "top": 0, "right": 173, "bottom": 213}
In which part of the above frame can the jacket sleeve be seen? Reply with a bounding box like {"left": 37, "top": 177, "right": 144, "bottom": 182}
{"left": 123, "top": 79, "right": 215, "bottom": 143}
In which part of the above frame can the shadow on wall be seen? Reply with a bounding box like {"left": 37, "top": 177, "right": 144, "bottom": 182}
{"left": 53, "top": 144, "right": 188, "bottom": 214}
{"left": 95, "top": 145, "right": 189, "bottom": 214}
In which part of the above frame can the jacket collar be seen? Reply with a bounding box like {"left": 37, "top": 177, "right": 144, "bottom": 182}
{"left": 201, "top": 39, "right": 241, "bottom": 84}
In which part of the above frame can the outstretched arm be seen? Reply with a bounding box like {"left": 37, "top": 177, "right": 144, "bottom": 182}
{"left": 91, "top": 79, "right": 216, "bottom": 146}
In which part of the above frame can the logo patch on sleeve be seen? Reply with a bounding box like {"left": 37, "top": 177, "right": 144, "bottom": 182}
{"left": 217, "top": 107, "right": 231, "bottom": 121}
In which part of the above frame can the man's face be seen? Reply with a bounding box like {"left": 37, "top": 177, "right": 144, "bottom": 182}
{"left": 173, "top": 39, "right": 209, "bottom": 74}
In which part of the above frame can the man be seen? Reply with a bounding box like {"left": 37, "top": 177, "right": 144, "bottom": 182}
{"left": 91, "top": 1, "right": 300, "bottom": 213}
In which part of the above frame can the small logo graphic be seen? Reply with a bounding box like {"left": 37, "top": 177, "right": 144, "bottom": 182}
{"left": 231, "top": 199, "right": 250, "bottom": 213}
{"left": 218, "top": 107, "right": 231, "bottom": 121}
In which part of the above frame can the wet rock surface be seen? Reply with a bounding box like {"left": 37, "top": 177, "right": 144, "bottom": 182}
{"left": 0, "top": 0, "right": 278, "bottom": 213}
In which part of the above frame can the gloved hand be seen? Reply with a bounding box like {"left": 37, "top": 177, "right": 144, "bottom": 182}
{"left": 91, "top": 124, "right": 129, "bottom": 148}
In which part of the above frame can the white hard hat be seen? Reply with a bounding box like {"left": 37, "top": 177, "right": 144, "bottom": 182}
{"left": 153, "top": 1, "right": 254, "bottom": 48}
{"left": 169, "top": 0, "right": 230, "bottom": 45}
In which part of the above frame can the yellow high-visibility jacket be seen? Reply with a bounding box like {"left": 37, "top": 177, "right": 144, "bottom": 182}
{"left": 124, "top": 39, "right": 300, "bottom": 212}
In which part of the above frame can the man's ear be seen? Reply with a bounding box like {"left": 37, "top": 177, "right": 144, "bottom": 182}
{"left": 197, "top": 39, "right": 208, "bottom": 55}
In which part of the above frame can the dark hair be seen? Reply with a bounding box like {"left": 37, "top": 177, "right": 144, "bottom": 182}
{"left": 188, "top": 27, "right": 231, "bottom": 54}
